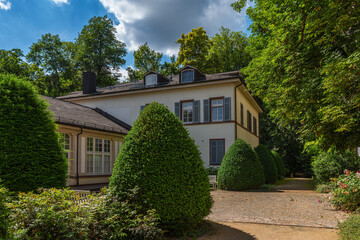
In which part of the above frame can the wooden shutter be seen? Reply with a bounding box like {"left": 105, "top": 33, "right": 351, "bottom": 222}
{"left": 203, "top": 99, "right": 210, "bottom": 123}
{"left": 224, "top": 97, "right": 231, "bottom": 121}
{"left": 193, "top": 100, "right": 200, "bottom": 123}
{"left": 240, "top": 103, "right": 244, "bottom": 125}
{"left": 175, "top": 102, "right": 180, "bottom": 119}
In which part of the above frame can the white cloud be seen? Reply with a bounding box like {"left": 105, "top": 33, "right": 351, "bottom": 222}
{"left": 50, "top": 0, "right": 69, "bottom": 6}
{"left": 0, "top": 0, "right": 11, "bottom": 10}
{"left": 99, "top": 0, "right": 251, "bottom": 56}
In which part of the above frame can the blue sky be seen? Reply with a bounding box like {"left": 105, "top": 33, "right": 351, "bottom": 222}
{"left": 0, "top": 0, "right": 252, "bottom": 77}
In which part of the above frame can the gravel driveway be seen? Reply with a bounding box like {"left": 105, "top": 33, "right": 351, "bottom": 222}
{"left": 206, "top": 178, "right": 348, "bottom": 228}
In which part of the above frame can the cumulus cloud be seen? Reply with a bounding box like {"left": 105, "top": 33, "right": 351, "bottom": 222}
{"left": 0, "top": 0, "right": 11, "bottom": 10}
{"left": 50, "top": 0, "right": 69, "bottom": 6}
{"left": 99, "top": 0, "right": 251, "bottom": 56}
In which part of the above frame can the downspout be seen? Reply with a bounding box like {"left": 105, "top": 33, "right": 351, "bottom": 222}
{"left": 76, "top": 127, "right": 83, "bottom": 186}
{"left": 234, "top": 82, "right": 243, "bottom": 140}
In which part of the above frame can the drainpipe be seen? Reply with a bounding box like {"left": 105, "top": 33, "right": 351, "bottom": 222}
{"left": 234, "top": 82, "right": 243, "bottom": 140}
{"left": 76, "top": 127, "right": 83, "bottom": 186}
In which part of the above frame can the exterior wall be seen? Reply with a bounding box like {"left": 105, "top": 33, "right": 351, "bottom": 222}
{"left": 56, "top": 124, "right": 124, "bottom": 186}
{"left": 68, "top": 79, "right": 262, "bottom": 168}
{"left": 235, "top": 84, "right": 260, "bottom": 148}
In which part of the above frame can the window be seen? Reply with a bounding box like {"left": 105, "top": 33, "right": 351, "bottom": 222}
{"left": 182, "top": 101, "right": 193, "bottom": 123}
{"left": 240, "top": 103, "right": 244, "bottom": 125}
{"left": 253, "top": 117, "right": 257, "bottom": 135}
{"left": 211, "top": 99, "right": 224, "bottom": 122}
{"left": 247, "top": 110, "right": 252, "bottom": 131}
{"left": 210, "top": 139, "right": 225, "bottom": 165}
{"left": 59, "top": 133, "right": 70, "bottom": 158}
{"left": 86, "top": 137, "right": 111, "bottom": 175}
{"left": 145, "top": 74, "right": 157, "bottom": 86}
{"left": 181, "top": 70, "right": 194, "bottom": 83}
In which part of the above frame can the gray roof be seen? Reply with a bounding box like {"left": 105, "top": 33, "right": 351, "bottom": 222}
{"left": 58, "top": 70, "right": 241, "bottom": 100}
{"left": 42, "top": 96, "right": 129, "bottom": 134}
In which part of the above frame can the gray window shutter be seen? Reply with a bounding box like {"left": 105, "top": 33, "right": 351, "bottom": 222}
{"left": 140, "top": 105, "right": 145, "bottom": 111}
{"left": 224, "top": 97, "right": 231, "bottom": 121}
{"left": 203, "top": 99, "right": 210, "bottom": 123}
{"left": 174, "top": 102, "right": 180, "bottom": 119}
{"left": 193, "top": 100, "right": 200, "bottom": 123}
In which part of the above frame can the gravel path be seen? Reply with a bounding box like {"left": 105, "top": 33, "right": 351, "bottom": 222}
{"left": 206, "top": 178, "right": 348, "bottom": 228}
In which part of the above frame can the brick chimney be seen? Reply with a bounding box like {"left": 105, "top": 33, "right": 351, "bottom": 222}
{"left": 82, "top": 72, "right": 97, "bottom": 94}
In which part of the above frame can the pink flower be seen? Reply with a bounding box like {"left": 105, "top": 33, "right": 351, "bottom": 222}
{"left": 345, "top": 169, "right": 350, "bottom": 175}
{"left": 318, "top": 199, "right": 322, "bottom": 203}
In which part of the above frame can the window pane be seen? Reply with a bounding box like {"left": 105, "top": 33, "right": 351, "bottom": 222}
{"left": 104, "top": 140, "right": 110, "bottom": 153}
{"left": 87, "top": 138, "right": 93, "bottom": 151}
{"left": 182, "top": 70, "right": 194, "bottom": 83}
{"left": 95, "top": 155, "right": 102, "bottom": 174}
{"left": 86, "top": 154, "right": 93, "bottom": 174}
{"left": 210, "top": 140, "right": 225, "bottom": 165}
{"left": 145, "top": 74, "right": 157, "bottom": 86}
{"left": 182, "top": 102, "right": 193, "bottom": 123}
{"left": 104, "top": 155, "right": 110, "bottom": 174}
{"left": 211, "top": 99, "right": 224, "bottom": 122}
{"left": 95, "top": 138, "right": 102, "bottom": 152}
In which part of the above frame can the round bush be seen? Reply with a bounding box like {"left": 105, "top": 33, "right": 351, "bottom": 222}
{"left": 110, "top": 102, "right": 212, "bottom": 233}
{"left": 255, "top": 144, "right": 278, "bottom": 184}
{"left": 312, "top": 149, "right": 360, "bottom": 183}
{"left": 217, "top": 139, "right": 265, "bottom": 190}
{"left": 339, "top": 214, "right": 360, "bottom": 240}
{"left": 0, "top": 74, "right": 67, "bottom": 192}
{"left": 271, "top": 150, "right": 286, "bottom": 179}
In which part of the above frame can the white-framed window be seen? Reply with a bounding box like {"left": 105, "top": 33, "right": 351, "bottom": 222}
{"left": 210, "top": 139, "right": 225, "bottom": 165}
{"left": 181, "top": 70, "right": 194, "bottom": 83}
{"left": 182, "top": 101, "right": 193, "bottom": 123}
{"left": 86, "top": 137, "right": 111, "bottom": 175}
{"left": 211, "top": 99, "right": 224, "bottom": 122}
{"left": 145, "top": 74, "right": 157, "bottom": 86}
{"left": 59, "top": 133, "right": 70, "bottom": 159}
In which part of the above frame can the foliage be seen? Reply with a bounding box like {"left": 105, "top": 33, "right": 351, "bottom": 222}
{"left": 0, "top": 74, "right": 67, "bottom": 192}
{"left": 339, "top": 214, "right": 360, "bottom": 240}
{"left": 110, "top": 102, "right": 212, "bottom": 234}
{"left": 271, "top": 150, "right": 286, "bottom": 179}
{"left": 232, "top": 0, "right": 360, "bottom": 150}
{"left": 176, "top": 27, "right": 212, "bottom": 72}
{"left": 312, "top": 149, "right": 360, "bottom": 183}
{"left": 134, "top": 42, "right": 163, "bottom": 74}
{"left": 76, "top": 15, "right": 127, "bottom": 87}
{"left": 330, "top": 170, "right": 360, "bottom": 212}
{"left": 209, "top": 27, "right": 251, "bottom": 72}
{"left": 0, "top": 185, "right": 11, "bottom": 239}
{"left": 26, "top": 33, "right": 81, "bottom": 97}
{"left": 217, "top": 139, "right": 265, "bottom": 190}
{"left": 255, "top": 144, "right": 278, "bottom": 184}
{"left": 160, "top": 55, "right": 178, "bottom": 76}
{"left": 206, "top": 167, "right": 219, "bottom": 176}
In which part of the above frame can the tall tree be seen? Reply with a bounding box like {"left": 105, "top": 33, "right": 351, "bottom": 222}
{"left": 176, "top": 27, "right": 212, "bottom": 72}
{"left": 27, "top": 34, "right": 79, "bottom": 97}
{"left": 134, "top": 42, "right": 163, "bottom": 74}
{"left": 232, "top": 0, "right": 360, "bottom": 150}
{"left": 76, "top": 15, "right": 127, "bottom": 87}
{"left": 160, "top": 55, "right": 178, "bottom": 76}
{"left": 209, "top": 27, "right": 251, "bottom": 72}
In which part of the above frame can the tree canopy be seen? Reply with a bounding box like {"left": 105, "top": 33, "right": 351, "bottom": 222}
{"left": 232, "top": 0, "right": 360, "bottom": 150}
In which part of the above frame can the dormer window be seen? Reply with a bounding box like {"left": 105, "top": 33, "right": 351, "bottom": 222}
{"left": 145, "top": 74, "right": 157, "bottom": 87}
{"left": 181, "top": 70, "right": 194, "bottom": 83}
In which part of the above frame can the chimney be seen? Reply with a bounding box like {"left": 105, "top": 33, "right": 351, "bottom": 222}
{"left": 82, "top": 71, "right": 97, "bottom": 94}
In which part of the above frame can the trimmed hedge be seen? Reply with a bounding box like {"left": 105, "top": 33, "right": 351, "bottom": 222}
{"left": 312, "top": 149, "right": 360, "bottom": 183}
{"left": 0, "top": 74, "right": 67, "bottom": 192}
{"left": 339, "top": 214, "right": 360, "bottom": 240}
{"left": 110, "top": 102, "right": 212, "bottom": 234}
{"left": 217, "top": 139, "right": 265, "bottom": 190}
{"left": 271, "top": 150, "right": 286, "bottom": 179}
{"left": 255, "top": 144, "right": 278, "bottom": 184}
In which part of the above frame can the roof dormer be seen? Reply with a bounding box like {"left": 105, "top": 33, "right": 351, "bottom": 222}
{"left": 143, "top": 71, "right": 170, "bottom": 87}
{"left": 179, "top": 65, "right": 206, "bottom": 83}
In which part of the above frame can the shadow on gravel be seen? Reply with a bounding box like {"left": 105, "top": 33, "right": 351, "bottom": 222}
{"left": 199, "top": 222, "right": 257, "bottom": 240}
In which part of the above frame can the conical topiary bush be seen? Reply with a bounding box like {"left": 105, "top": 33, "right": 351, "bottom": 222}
{"left": 0, "top": 74, "right": 67, "bottom": 192}
{"left": 255, "top": 144, "right": 278, "bottom": 184}
{"left": 271, "top": 150, "right": 286, "bottom": 179}
{"left": 110, "top": 102, "right": 212, "bottom": 233}
{"left": 217, "top": 139, "right": 265, "bottom": 190}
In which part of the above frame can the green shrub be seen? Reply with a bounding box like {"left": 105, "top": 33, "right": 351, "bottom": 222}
{"left": 206, "top": 167, "right": 219, "bottom": 175}
{"left": 217, "top": 139, "right": 265, "bottom": 190}
{"left": 255, "top": 144, "right": 278, "bottom": 184}
{"left": 0, "top": 74, "right": 67, "bottom": 192}
{"left": 339, "top": 214, "right": 360, "bottom": 240}
{"left": 271, "top": 150, "right": 286, "bottom": 179}
{"left": 312, "top": 149, "right": 360, "bottom": 183}
{"left": 0, "top": 185, "right": 11, "bottom": 239}
{"left": 330, "top": 170, "right": 360, "bottom": 212}
{"left": 110, "top": 102, "right": 212, "bottom": 234}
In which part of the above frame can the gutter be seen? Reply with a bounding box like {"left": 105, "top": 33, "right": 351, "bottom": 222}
{"left": 76, "top": 127, "right": 83, "bottom": 186}
{"left": 234, "top": 82, "right": 243, "bottom": 140}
